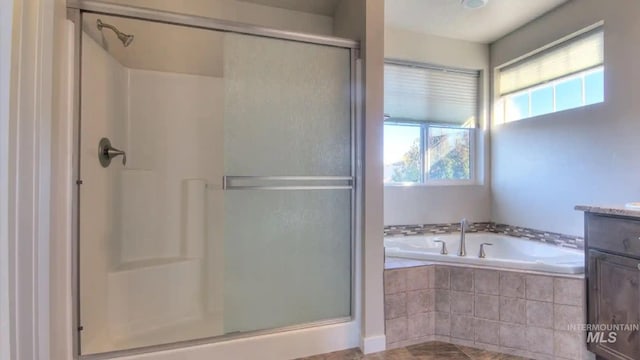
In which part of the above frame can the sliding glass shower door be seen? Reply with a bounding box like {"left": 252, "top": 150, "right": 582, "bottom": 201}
{"left": 76, "top": 10, "right": 354, "bottom": 356}
{"left": 222, "top": 33, "right": 352, "bottom": 333}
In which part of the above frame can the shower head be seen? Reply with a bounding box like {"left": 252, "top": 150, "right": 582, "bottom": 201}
{"left": 97, "top": 19, "right": 134, "bottom": 47}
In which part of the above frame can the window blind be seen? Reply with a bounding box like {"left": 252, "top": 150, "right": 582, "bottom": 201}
{"left": 384, "top": 62, "right": 479, "bottom": 128}
{"left": 498, "top": 28, "right": 604, "bottom": 95}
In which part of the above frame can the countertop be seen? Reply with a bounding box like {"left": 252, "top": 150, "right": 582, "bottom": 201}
{"left": 575, "top": 204, "right": 640, "bottom": 219}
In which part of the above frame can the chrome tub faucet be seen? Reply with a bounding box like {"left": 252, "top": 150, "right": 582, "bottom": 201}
{"left": 458, "top": 218, "right": 469, "bottom": 256}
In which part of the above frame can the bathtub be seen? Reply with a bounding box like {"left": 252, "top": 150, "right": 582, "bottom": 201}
{"left": 384, "top": 232, "right": 584, "bottom": 274}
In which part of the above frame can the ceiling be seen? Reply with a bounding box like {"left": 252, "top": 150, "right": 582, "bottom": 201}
{"left": 385, "top": 0, "right": 570, "bottom": 43}
{"left": 238, "top": 0, "right": 340, "bottom": 16}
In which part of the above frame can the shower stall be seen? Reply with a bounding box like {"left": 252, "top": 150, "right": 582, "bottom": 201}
{"left": 68, "top": 1, "right": 359, "bottom": 357}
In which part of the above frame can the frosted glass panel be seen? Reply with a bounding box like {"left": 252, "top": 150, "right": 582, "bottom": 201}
{"left": 223, "top": 190, "right": 351, "bottom": 332}
{"left": 223, "top": 33, "right": 351, "bottom": 176}
{"left": 222, "top": 33, "right": 353, "bottom": 333}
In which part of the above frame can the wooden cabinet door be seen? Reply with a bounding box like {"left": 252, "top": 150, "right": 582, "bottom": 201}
{"left": 588, "top": 250, "right": 640, "bottom": 360}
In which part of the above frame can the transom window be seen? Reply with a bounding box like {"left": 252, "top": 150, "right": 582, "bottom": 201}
{"left": 384, "top": 61, "right": 479, "bottom": 185}
{"left": 497, "top": 26, "right": 604, "bottom": 123}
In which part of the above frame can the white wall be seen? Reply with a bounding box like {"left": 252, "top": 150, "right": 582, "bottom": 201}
{"left": 334, "top": 0, "right": 387, "bottom": 354}
{"left": 490, "top": 0, "right": 640, "bottom": 236}
{"left": 5, "top": 0, "right": 61, "bottom": 358}
{"left": 0, "top": 2, "right": 14, "bottom": 359}
{"left": 362, "top": 2, "right": 386, "bottom": 352}
{"left": 383, "top": 27, "right": 492, "bottom": 225}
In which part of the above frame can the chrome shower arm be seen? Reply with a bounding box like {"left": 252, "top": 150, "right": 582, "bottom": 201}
{"left": 97, "top": 19, "right": 118, "bottom": 34}
{"left": 97, "top": 19, "right": 134, "bottom": 47}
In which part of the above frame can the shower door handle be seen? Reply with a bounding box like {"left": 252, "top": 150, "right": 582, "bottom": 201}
{"left": 222, "top": 176, "right": 353, "bottom": 190}
{"left": 99, "top": 137, "right": 127, "bottom": 167}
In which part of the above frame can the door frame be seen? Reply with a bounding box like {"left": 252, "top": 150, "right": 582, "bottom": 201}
{"left": 68, "top": 3, "right": 363, "bottom": 359}
{"left": 0, "top": 1, "right": 14, "bottom": 357}
{"left": 1, "top": 0, "right": 66, "bottom": 359}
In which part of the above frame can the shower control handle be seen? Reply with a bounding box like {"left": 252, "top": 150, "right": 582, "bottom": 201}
{"left": 99, "top": 137, "right": 127, "bottom": 168}
{"left": 106, "top": 148, "right": 127, "bottom": 164}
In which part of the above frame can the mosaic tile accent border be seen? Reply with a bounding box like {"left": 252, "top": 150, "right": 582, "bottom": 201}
{"left": 490, "top": 223, "right": 584, "bottom": 249}
{"left": 384, "top": 222, "right": 494, "bottom": 236}
{"left": 383, "top": 222, "right": 584, "bottom": 249}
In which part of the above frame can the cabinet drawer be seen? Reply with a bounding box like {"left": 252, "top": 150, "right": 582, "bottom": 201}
{"left": 586, "top": 213, "right": 640, "bottom": 257}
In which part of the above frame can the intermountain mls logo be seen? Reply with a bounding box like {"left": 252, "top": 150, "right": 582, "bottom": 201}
{"left": 568, "top": 323, "right": 640, "bottom": 344}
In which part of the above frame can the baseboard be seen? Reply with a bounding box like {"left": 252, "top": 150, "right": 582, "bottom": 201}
{"left": 360, "top": 335, "right": 386, "bottom": 354}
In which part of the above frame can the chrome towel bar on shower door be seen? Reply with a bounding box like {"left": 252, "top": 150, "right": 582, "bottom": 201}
{"left": 222, "top": 176, "right": 354, "bottom": 190}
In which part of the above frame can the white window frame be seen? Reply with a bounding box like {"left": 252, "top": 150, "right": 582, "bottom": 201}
{"left": 501, "top": 65, "right": 604, "bottom": 122}
{"left": 384, "top": 121, "right": 477, "bottom": 187}
{"left": 494, "top": 23, "right": 604, "bottom": 125}
{"left": 383, "top": 59, "right": 480, "bottom": 187}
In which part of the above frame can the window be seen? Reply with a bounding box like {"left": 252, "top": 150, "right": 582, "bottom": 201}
{"left": 384, "top": 61, "right": 479, "bottom": 185}
{"left": 497, "top": 27, "right": 604, "bottom": 123}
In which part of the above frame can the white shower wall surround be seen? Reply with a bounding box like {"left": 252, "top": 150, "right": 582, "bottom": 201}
{"left": 79, "top": 19, "right": 354, "bottom": 354}
{"left": 123, "top": 69, "right": 223, "bottom": 262}
{"left": 81, "top": 33, "right": 225, "bottom": 352}
{"left": 81, "top": 31, "right": 128, "bottom": 353}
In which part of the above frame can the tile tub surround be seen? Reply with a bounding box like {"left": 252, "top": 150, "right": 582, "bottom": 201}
{"left": 384, "top": 223, "right": 584, "bottom": 249}
{"left": 384, "top": 265, "right": 591, "bottom": 360}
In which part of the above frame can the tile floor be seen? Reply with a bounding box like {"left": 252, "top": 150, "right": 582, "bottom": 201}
{"left": 297, "top": 341, "right": 530, "bottom": 360}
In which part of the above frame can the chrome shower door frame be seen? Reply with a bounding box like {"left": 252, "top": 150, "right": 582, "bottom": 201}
{"left": 67, "top": 2, "right": 361, "bottom": 359}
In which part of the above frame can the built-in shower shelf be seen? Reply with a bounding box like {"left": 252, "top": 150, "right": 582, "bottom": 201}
{"left": 107, "top": 258, "right": 204, "bottom": 340}
{"left": 110, "top": 313, "right": 224, "bottom": 351}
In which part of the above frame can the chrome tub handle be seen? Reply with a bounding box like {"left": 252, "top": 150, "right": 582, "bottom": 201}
{"left": 434, "top": 240, "right": 448, "bottom": 255}
{"left": 479, "top": 242, "right": 493, "bottom": 258}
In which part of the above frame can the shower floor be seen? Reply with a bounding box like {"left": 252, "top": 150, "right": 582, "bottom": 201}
{"left": 113, "top": 314, "right": 223, "bottom": 351}
{"left": 84, "top": 314, "right": 223, "bottom": 355}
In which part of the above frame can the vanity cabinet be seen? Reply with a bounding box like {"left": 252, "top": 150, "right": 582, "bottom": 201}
{"left": 585, "top": 213, "right": 640, "bottom": 360}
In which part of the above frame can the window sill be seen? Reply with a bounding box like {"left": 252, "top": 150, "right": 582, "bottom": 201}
{"left": 384, "top": 180, "right": 479, "bottom": 187}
